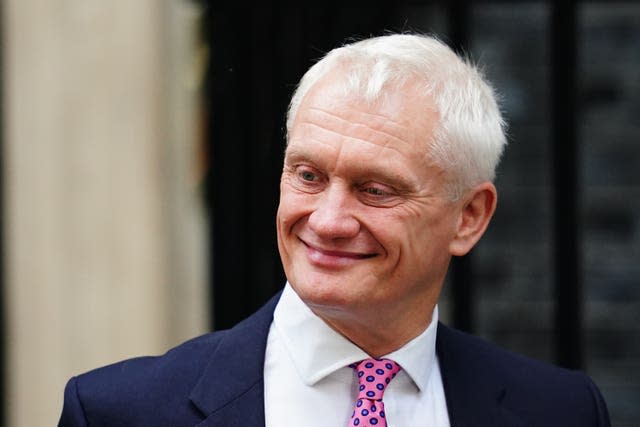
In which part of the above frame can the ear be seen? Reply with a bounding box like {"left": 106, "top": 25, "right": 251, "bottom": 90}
{"left": 449, "top": 182, "right": 497, "bottom": 256}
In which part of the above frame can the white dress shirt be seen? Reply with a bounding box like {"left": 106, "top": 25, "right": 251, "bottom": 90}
{"left": 264, "top": 283, "right": 450, "bottom": 426}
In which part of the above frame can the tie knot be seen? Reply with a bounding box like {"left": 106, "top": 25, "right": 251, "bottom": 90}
{"left": 351, "top": 358, "right": 401, "bottom": 401}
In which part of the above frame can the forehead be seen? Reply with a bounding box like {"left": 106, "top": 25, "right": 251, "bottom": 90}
{"left": 287, "top": 76, "right": 439, "bottom": 163}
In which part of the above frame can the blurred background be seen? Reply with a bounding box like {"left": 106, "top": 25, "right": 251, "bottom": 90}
{"left": 1, "top": 1, "right": 638, "bottom": 426}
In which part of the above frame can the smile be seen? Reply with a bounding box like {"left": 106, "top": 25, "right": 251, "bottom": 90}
{"left": 300, "top": 239, "right": 377, "bottom": 268}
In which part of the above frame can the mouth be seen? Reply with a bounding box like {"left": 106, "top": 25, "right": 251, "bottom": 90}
{"left": 300, "top": 239, "right": 377, "bottom": 267}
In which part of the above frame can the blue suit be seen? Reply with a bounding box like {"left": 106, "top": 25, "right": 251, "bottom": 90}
{"left": 58, "top": 293, "right": 610, "bottom": 426}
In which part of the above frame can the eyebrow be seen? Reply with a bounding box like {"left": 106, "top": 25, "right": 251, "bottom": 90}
{"left": 283, "top": 148, "right": 315, "bottom": 166}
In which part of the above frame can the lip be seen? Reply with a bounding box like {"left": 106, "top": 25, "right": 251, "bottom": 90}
{"left": 300, "top": 239, "right": 377, "bottom": 268}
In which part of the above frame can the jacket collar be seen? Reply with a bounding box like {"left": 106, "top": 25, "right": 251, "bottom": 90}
{"left": 189, "top": 292, "right": 281, "bottom": 427}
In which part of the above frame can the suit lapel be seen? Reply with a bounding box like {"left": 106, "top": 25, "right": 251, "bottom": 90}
{"left": 190, "top": 293, "right": 281, "bottom": 427}
{"left": 436, "top": 323, "right": 525, "bottom": 427}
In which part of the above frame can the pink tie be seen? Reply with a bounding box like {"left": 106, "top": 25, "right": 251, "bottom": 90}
{"left": 348, "top": 358, "right": 401, "bottom": 427}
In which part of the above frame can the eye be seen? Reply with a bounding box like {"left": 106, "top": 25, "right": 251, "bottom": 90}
{"left": 287, "top": 164, "right": 325, "bottom": 193}
{"left": 299, "top": 170, "right": 317, "bottom": 182}
{"left": 361, "top": 183, "right": 392, "bottom": 197}
{"left": 364, "top": 187, "right": 387, "bottom": 196}
{"left": 359, "top": 182, "right": 401, "bottom": 207}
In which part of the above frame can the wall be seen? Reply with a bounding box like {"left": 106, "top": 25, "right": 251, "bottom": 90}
{"left": 2, "top": 1, "right": 208, "bottom": 425}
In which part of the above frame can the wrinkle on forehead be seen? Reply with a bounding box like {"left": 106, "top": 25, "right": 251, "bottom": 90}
{"left": 294, "top": 77, "right": 438, "bottom": 144}
{"left": 301, "top": 106, "right": 415, "bottom": 149}
{"left": 288, "top": 75, "right": 441, "bottom": 169}
{"left": 293, "top": 121, "right": 410, "bottom": 160}
{"left": 291, "top": 107, "right": 437, "bottom": 163}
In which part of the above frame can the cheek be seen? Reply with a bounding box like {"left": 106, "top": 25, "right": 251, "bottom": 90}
{"left": 385, "top": 210, "right": 453, "bottom": 257}
{"left": 277, "top": 190, "right": 311, "bottom": 232}
{"left": 276, "top": 195, "right": 301, "bottom": 264}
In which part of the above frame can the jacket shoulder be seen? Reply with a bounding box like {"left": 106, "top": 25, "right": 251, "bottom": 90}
{"left": 438, "top": 322, "right": 588, "bottom": 384}
{"left": 80, "top": 330, "right": 227, "bottom": 391}
{"left": 437, "top": 323, "right": 610, "bottom": 426}
{"left": 62, "top": 330, "right": 228, "bottom": 426}
{"left": 59, "top": 291, "right": 282, "bottom": 427}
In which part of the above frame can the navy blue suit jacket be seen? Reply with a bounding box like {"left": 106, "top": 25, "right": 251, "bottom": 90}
{"left": 59, "top": 293, "right": 610, "bottom": 426}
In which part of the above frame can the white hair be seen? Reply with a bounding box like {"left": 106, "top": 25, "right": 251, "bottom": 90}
{"left": 286, "top": 33, "right": 507, "bottom": 199}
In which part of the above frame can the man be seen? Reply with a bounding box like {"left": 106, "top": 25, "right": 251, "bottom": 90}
{"left": 59, "top": 33, "right": 610, "bottom": 426}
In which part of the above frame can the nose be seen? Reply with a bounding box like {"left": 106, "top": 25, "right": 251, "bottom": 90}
{"left": 307, "top": 183, "right": 360, "bottom": 239}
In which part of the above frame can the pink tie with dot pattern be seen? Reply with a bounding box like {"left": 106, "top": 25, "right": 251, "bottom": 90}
{"left": 348, "top": 358, "right": 401, "bottom": 427}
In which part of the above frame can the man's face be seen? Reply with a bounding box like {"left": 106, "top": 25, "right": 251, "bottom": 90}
{"left": 276, "top": 77, "right": 464, "bottom": 324}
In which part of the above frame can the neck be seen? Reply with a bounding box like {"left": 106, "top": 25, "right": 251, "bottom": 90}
{"left": 312, "top": 302, "right": 436, "bottom": 358}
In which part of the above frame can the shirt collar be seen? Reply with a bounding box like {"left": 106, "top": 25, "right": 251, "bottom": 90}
{"left": 273, "top": 282, "right": 439, "bottom": 392}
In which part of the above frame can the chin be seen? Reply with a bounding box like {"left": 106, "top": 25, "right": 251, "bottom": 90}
{"left": 288, "top": 271, "right": 355, "bottom": 309}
